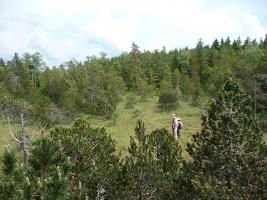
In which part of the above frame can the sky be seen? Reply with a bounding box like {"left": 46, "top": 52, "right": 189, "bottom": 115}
{"left": 0, "top": 0, "right": 267, "bottom": 66}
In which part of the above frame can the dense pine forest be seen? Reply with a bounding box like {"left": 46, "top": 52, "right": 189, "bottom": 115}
{"left": 0, "top": 36, "right": 267, "bottom": 199}
{"left": 1, "top": 36, "right": 267, "bottom": 124}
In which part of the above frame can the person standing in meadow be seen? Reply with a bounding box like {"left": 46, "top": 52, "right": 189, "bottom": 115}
{"left": 172, "top": 114, "right": 183, "bottom": 139}
{"left": 171, "top": 114, "right": 178, "bottom": 139}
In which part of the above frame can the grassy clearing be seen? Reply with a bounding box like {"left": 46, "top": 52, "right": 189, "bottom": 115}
{"left": 83, "top": 96, "right": 203, "bottom": 157}
{"left": 0, "top": 120, "right": 18, "bottom": 154}
{"left": 263, "top": 134, "right": 267, "bottom": 143}
{"left": 51, "top": 96, "right": 267, "bottom": 157}
{"left": 0, "top": 95, "right": 266, "bottom": 159}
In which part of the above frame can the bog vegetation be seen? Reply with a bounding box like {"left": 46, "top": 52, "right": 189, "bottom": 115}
{"left": 0, "top": 36, "right": 267, "bottom": 199}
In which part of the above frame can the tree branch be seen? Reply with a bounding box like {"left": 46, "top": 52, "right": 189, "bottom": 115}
{"left": 5, "top": 108, "right": 20, "bottom": 143}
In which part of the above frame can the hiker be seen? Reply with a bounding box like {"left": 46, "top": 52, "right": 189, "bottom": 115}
{"left": 176, "top": 117, "right": 182, "bottom": 138}
{"left": 171, "top": 114, "right": 182, "bottom": 139}
{"left": 171, "top": 114, "right": 178, "bottom": 139}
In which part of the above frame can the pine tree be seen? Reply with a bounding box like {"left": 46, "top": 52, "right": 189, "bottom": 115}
{"left": 232, "top": 36, "right": 242, "bottom": 52}
{"left": 121, "top": 42, "right": 144, "bottom": 89}
{"left": 120, "top": 120, "right": 159, "bottom": 199}
{"left": 1, "top": 145, "right": 17, "bottom": 175}
{"left": 187, "top": 78, "right": 267, "bottom": 199}
{"left": 212, "top": 39, "right": 220, "bottom": 50}
{"left": 12, "top": 53, "right": 23, "bottom": 76}
{"left": 208, "top": 46, "right": 218, "bottom": 67}
{"left": 136, "top": 77, "right": 153, "bottom": 101}
{"left": 191, "top": 39, "right": 209, "bottom": 85}
{"left": 50, "top": 118, "right": 120, "bottom": 199}
{"left": 0, "top": 58, "right": 5, "bottom": 68}
{"left": 0, "top": 139, "right": 70, "bottom": 199}
{"left": 148, "top": 128, "right": 197, "bottom": 199}
{"left": 120, "top": 120, "right": 196, "bottom": 199}
{"left": 158, "top": 86, "right": 178, "bottom": 111}
{"left": 220, "top": 38, "right": 225, "bottom": 46}
{"left": 225, "top": 36, "right": 231, "bottom": 47}
{"left": 0, "top": 146, "right": 26, "bottom": 199}
{"left": 243, "top": 37, "right": 251, "bottom": 49}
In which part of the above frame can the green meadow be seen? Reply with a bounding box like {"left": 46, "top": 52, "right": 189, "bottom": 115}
{"left": 85, "top": 96, "right": 203, "bottom": 158}
{"left": 1, "top": 96, "right": 266, "bottom": 159}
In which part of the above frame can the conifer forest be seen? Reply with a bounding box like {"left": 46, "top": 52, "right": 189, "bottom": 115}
{"left": 1, "top": 1, "right": 267, "bottom": 199}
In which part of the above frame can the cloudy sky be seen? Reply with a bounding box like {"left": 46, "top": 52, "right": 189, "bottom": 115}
{"left": 1, "top": 0, "right": 267, "bottom": 66}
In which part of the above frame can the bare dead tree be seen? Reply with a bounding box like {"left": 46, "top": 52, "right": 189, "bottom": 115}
{"left": 19, "top": 112, "right": 29, "bottom": 165}
{"left": 5, "top": 108, "right": 29, "bottom": 166}
{"left": 6, "top": 108, "right": 20, "bottom": 144}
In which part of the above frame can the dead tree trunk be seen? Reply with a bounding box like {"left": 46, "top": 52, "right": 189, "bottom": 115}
{"left": 20, "top": 112, "right": 29, "bottom": 165}
{"left": 5, "top": 108, "right": 29, "bottom": 166}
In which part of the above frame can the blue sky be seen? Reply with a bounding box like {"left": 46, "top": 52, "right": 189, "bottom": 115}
{"left": 0, "top": 0, "right": 267, "bottom": 66}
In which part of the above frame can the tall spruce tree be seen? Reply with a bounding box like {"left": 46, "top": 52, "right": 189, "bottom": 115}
{"left": 212, "top": 39, "right": 220, "bottom": 50}
{"left": 187, "top": 78, "right": 267, "bottom": 199}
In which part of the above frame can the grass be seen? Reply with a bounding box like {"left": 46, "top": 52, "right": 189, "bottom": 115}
{"left": 0, "top": 120, "right": 18, "bottom": 154}
{"left": 0, "top": 119, "right": 42, "bottom": 157}
{"left": 0, "top": 95, "right": 266, "bottom": 159}
{"left": 263, "top": 134, "right": 267, "bottom": 143}
{"left": 83, "top": 96, "right": 203, "bottom": 158}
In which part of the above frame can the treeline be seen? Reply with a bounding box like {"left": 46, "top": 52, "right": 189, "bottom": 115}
{"left": 0, "top": 79, "right": 266, "bottom": 199}
{"left": 0, "top": 36, "right": 267, "bottom": 126}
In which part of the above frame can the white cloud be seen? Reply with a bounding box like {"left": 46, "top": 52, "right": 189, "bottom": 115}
{"left": 81, "top": 14, "right": 137, "bottom": 51}
{"left": 0, "top": 0, "right": 266, "bottom": 65}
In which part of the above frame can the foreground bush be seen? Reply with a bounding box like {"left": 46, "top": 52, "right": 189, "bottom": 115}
{"left": 187, "top": 78, "right": 267, "bottom": 199}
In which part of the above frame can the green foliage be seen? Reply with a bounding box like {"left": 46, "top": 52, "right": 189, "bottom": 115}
{"left": 194, "top": 39, "right": 209, "bottom": 84}
{"left": 148, "top": 128, "right": 197, "bottom": 199}
{"left": 41, "top": 167, "right": 69, "bottom": 200}
{"left": 158, "top": 91, "right": 178, "bottom": 111}
{"left": 0, "top": 89, "right": 70, "bottom": 127}
{"left": 39, "top": 66, "right": 68, "bottom": 105}
{"left": 191, "top": 87, "right": 202, "bottom": 106}
{"left": 136, "top": 78, "right": 153, "bottom": 101}
{"left": 121, "top": 43, "right": 144, "bottom": 89}
{"left": 85, "top": 66, "right": 125, "bottom": 116}
{"left": 1, "top": 38, "right": 267, "bottom": 199}
{"left": 203, "top": 65, "right": 231, "bottom": 95}
{"left": 187, "top": 78, "right": 267, "bottom": 199}
{"left": 119, "top": 120, "right": 197, "bottom": 199}
{"left": 255, "top": 40, "right": 267, "bottom": 112}
{"left": 170, "top": 49, "right": 190, "bottom": 73}
{"left": 125, "top": 95, "right": 138, "bottom": 109}
{"left": 2, "top": 145, "right": 17, "bottom": 175}
{"left": 1, "top": 36, "right": 266, "bottom": 122}
{"left": 179, "top": 76, "right": 196, "bottom": 99}
{"left": 0, "top": 137, "right": 70, "bottom": 199}
{"left": 0, "top": 160, "right": 27, "bottom": 200}
{"left": 157, "top": 79, "right": 179, "bottom": 111}
{"left": 22, "top": 52, "right": 45, "bottom": 71}
{"left": 171, "top": 68, "right": 182, "bottom": 88}
{"left": 0, "top": 90, "right": 33, "bottom": 123}
{"left": 0, "top": 111, "right": 265, "bottom": 199}
{"left": 50, "top": 118, "right": 120, "bottom": 199}
{"left": 28, "top": 137, "right": 70, "bottom": 177}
